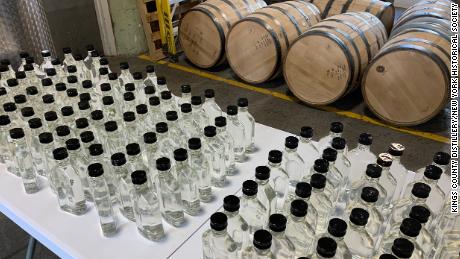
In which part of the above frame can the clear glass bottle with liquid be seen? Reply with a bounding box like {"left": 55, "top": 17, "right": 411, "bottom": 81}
{"left": 242, "top": 229, "right": 275, "bottom": 259}
{"left": 123, "top": 92, "right": 137, "bottom": 112}
{"left": 132, "top": 72, "right": 145, "bottom": 100}
{"left": 379, "top": 218, "right": 424, "bottom": 258}
{"left": 142, "top": 132, "right": 160, "bottom": 182}
{"left": 285, "top": 199, "right": 316, "bottom": 257}
{"left": 377, "top": 153, "right": 398, "bottom": 214}
{"left": 345, "top": 186, "right": 384, "bottom": 238}
{"left": 27, "top": 118, "right": 46, "bottom": 177}
{"left": 215, "top": 116, "right": 236, "bottom": 174}
{"left": 310, "top": 237, "right": 338, "bottom": 259}
{"left": 52, "top": 147, "right": 87, "bottom": 215}
{"left": 77, "top": 100, "right": 92, "bottom": 120}
{"left": 317, "top": 218, "right": 352, "bottom": 258}
{"left": 87, "top": 163, "right": 118, "bottom": 237}
{"left": 191, "top": 96, "right": 210, "bottom": 129}
{"left": 348, "top": 164, "right": 387, "bottom": 208}
{"left": 55, "top": 125, "right": 73, "bottom": 147}
{"left": 321, "top": 149, "right": 344, "bottom": 204}
{"left": 155, "top": 157, "right": 185, "bottom": 227}
{"left": 283, "top": 182, "right": 317, "bottom": 230}
{"left": 9, "top": 128, "right": 40, "bottom": 193}
{"left": 298, "top": 126, "right": 319, "bottom": 175}
{"left": 305, "top": 159, "right": 337, "bottom": 202}
{"left": 283, "top": 136, "right": 306, "bottom": 190}
{"left": 80, "top": 130, "right": 98, "bottom": 152}
{"left": 110, "top": 152, "right": 135, "bottom": 221}
{"left": 41, "top": 78, "right": 54, "bottom": 95}
{"left": 240, "top": 180, "right": 268, "bottom": 234}
{"left": 119, "top": 62, "right": 134, "bottom": 86}
{"left": 254, "top": 166, "right": 276, "bottom": 218}
{"left": 122, "top": 112, "right": 139, "bottom": 144}
{"left": 131, "top": 170, "right": 165, "bottom": 241}
{"left": 346, "top": 133, "right": 376, "bottom": 185}
{"left": 55, "top": 83, "right": 67, "bottom": 106}
{"left": 156, "top": 76, "right": 169, "bottom": 92}
{"left": 3, "top": 102, "right": 20, "bottom": 128}
{"left": 387, "top": 143, "right": 410, "bottom": 199}
{"left": 62, "top": 47, "right": 76, "bottom": 68}
{"left": 179, "top": 84, "right": 192, "bottom": 105}
{"left": 188, "top": 138, "right": 212, "bottom": 202}
{"left": 14, "top": 94, "right": 28, "bottom": 111}
{"left": 407, "top": 205, "right": 434, "bottom": 256}
{"left": 203, "top": 89, "right": 223, "bottom": 124}
{"left": 6, "top": 79, "right": 20, "bottom": 97}
{"left": 38, "top": 132, "right": 56, "bottom": 186}
{"left": 40, "top": 50, "right": 54, "bottom": 72}
{"left": 226, "top": 105, "right": 246, "bottom": 162}
{"left": 88, "top": 144, "right": 116, "bottom": 201}
{"left": 180, "top": 103, "right": 201, "bottom": 139}
{"left": 166, "top": 111, "right": 187, "bottom": 147}
{"left": 148, "top": 96, "right": 163, "bottom": 126}
{"left": 155, "top": 122, "right": 177, "bottom": 158}
{"left": 330, "top": 137, "right": 350, "bottom": 181}
{"left": 202, "top": 212, "right": 239, "bottom": 259}
{"left": 236, "top": 98, "right": 256, "bottom": 153}
{"left": 0, "top": 115, "right": 14, "bottom": 171}
{"left": 60, "top": 106, "right": 76, "bottom": 129}
{"left": 65, "top": 138, "right": 93, "bottom": 201}
{"left": 223, "top": 195, "right": 250, "bottom": 250}
{"left": 143, "top": 65, "right": 157, "bottom": 90}
{"left": 142, "top": 85, "right": 156, "bottom": 105}
{"left": 25, "top": 86, "right": 41, "bottom": 108}
{"left": 174, "top": 148, "right": 200, "bottom": 216}
{"left": 344, "top": 208, "right": 374, "bottom": 258}
{"left": 126, "top": 143, "right": 148, "bottom": 173}
{"left": 103, "top": 121, "right": 124, "bottom": 154}
{"left": 203, "top": 126, "right": 226, "bottom": 187}
{"left": 160, "top": 91, "right": 178, "bottom": 114}
{"left": 309, "top": 173, "right": 333, "bottom": 234}
{"left": 268, "top": 214, "right": 295, "bottom": 259}
{"left": 266, "top": 150, "right": 289, "bottom": 213}
{"left": 317, "top": 122, "right": 343, "bottom": 152}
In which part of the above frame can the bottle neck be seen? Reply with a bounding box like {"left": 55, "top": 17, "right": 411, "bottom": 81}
{"left": 268, "top": 161, "right": 281, "bottom": 168}
{"left": 211, "top": 229, "right": 227, "bottom": 237}
{"left": 238, "top": 107, "right": 248, "bottom": 113}
{"left": 216, "top": 126, "right": 226, "bottom": 133}
{"left": 285, "top": 147, "right": 298, "bottom": 153}
{"left": 410, "top": 195, "right": 427, "bottom": 203}
{"left": 133, "top": 182, "right": 149, "bottom": 192}
{"left": 224, "top": 210, "right": 239, "bottom": 218}
{"left": 329, "top": 132, "right": 342, "bottom": 138}
{"left": 433, "top": 163, "right": 447, "bottom": 174}
{"left": 290, "top": 214, "right": 306, "bottom": 222}
{"left": 422, "top": 176, "right": 438, "bottom": 185}
{"left": 147, "top": 72, "right": 156, "bottom": 78}
{"left": 269, "top": 229, "right": 286, "bottom": 238}
{"left": 365, "top": 175, "right": 380, "bottom": 183}
{"left": 189, "top": 149, "right": 202, "bottom": 157}
{"left": 254, "top": 247, "right": 271, "bottom": 255}
{"left": 175, "top": 160, "right": 189, "bottom": 169}
{"left": 243, "top": 193, "right": 257, "bottom": 200}
{"left": 255, "top": 178, "right": 269, "bottom": 186}
{"left": 357, "top": 143, "right": 370, "bottom": 152}
{"left": 399, "top": 231, "right": 418, "bottom": 241}
{"left": 300, "top": 137, "right": 312, "bottom": 143}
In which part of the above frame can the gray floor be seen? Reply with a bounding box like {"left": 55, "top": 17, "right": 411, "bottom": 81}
{"left": 0, "top": 52, "right": 450, "bottom": 259}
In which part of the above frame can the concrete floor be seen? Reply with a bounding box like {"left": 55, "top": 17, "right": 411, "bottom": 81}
{"left": 0, "top": 52, "right": 450, "bottom": 258}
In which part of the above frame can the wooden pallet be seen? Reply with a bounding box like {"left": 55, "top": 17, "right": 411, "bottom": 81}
{"left": 137, "top": 0, "right": 200, "bottom": 61}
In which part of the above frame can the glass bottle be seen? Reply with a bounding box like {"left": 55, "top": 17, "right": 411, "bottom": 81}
{"left": 310, "top": 237, "right": 338, "bottom": 259}
{"left": 179, "top": 84, "right": 192, "bottom": 105}
{"left": 407, "top": 205, "right": 434, "bottom": 257}
{"left": 321, "top": 149, "right": 344, "bottom": 205}
{"left": 202, "top": 212, "right": 238, "bottom": 259}
{"left": 379, "top": 218, "right": 424, "bottom": 258}
{"left": 267, "top": 150, "right": 289, "bottom": 213}
{"left": 345, "top": 186, "right": 384, "bottom": 239}
{"left": 1, "top": 60, "right": 15, "bottom": 79}
{"left": 160, "top": 91, "right": 178, "bottom": 114}
{"left": 155, "top": 122, "right": 177, "bottom": 158}
{"left": 174, "top": 148, "right": 200, "bottom": 215}
{"left": 88, "top": 144, "right": 117, "bottom": 201}
{"left": 74, "top": 54, "right": 92, "bottom": 81}
{"left": 18, "top": 51, "right": 29, "bottom": 71}
{"left": 9, "top": 128, "right": 40, "bottom": 193}
{"left": 283, "top": 136, "right": 306, "bottom": 191}
{"left": 124, "top": 82, "right": 135, "bottom": 93}
{"left": 330, "top": 137, "right": 351, "bottom": 184}
{"left": 191, "top": 96, "right": 210, "bottom": 129}
{"left": 387, "top": 143, "right": 410, "bottom": 199}
{"left": 62, "top": 47, "right": 76, "bottom": 68}
{"left": 126, "top": 143, "right": 149, "bottom": 173}
{"left": 54, "top": 82, "right": 67, "bottom": 106}
{"left": 155, "top": 157, "right": 185, "bottom": 227}
{"left": 298, "top": 126, "right": 319, "bottom": 173}
{"left": 103, "top": 121, "right": 124, "bottom": 154}
{"left": 283, "top": 182, "right": 317, "bottom": 230}
{"left": 226, "top": 105, "right": 246, "bottom": 162}
{"left": 3, "top": 102, "right": 20, "bottom": 127}
{"left": 166, "top": 111, "right": 187, "bottom": 148}
{"left": 203, "top": 89, "right": 223, "bottom": 124}
{"left": 215, "top": 116, "right": 236, "bottom": 174}
{"left": 27, "top": 118, "right": 47, "bottom": 177}
{"left": 180, "top": 103, "right": 201, "bottom": 139}
{"left": 110, "top": 153, "right": 135, "bottom": 221}
{"left": 108, "top": 73, "right": 122, "bottom": 102}
{"left": 188, "top": 138, "right": 212, "bottom": 202}
{"left": 39, "top": 50, "right": 54, "bottom": 72}
{"left": 52, "top": 147, "right": 87, "bottom": 215}
{"left": 51, "top": 58, "right": 66, "bottom": 81}
{"left": 240, "top": 180, "right": 268, "bottom": 234}
{"left": 242, "top": 229, "right": 275, "bottom": 259}
{"left": 97, "top": 67, "right": 110, "bottom": 89}
{"left": 0, "top": 87, "right": 8, "bottom": 104}
{"left": 404, "top": 165, "right": 446, "bottom": 217}
{"left": 26, "top": 86, "right": 41, "bottom": 107}
{"left": 237, "top": 98, "right": 255, "bottom": 153}
{"left": 0, "top": 115, "right": 14, "bottom": 171}
{"left": 87, "top": 163, "right": 118, "bottom": 237}
{"left": 66, "top": 88, "right": 80, "bottom": 112}
{"left": 41, "top": 78, "right": 54, "bottom": 95}
{"left": 80, "top": 130, "right": 98, "bottom": 152}
{"left": 254, "top": 166, "right": 276, "bottom": 218}
{"left": 131, "top": 170, "right": 165, "bottom": 241}
{"left": 65, "top": 138, "right": 93, "bottom": 201}
{"left": 55, "top": 125, "right": 73, "bottom": 148}
{"left": 346, "top": 133, "right": 376, "bottom": 186}
{"left": 141, "top": 85, "right": 156, "bottom": 105}
{"left": 143, "top": 65, "right": 157, "bottom": 90}
{"left": 389, "top": 238, "right": 415, "bottom": 259}
{"left": 60, "top": 106, "right": 76, "bottom": 129}
{"left": 285, "top": 199, "right": 316, "bottom": 257}
{"left": 344, "top": 208, "right": 374, "bottom": 258}
{"left": 377, "top": 153, "right": 398, "bottom": 214}
{"left": 122, "top": 112, "right": 139, "bottom": 144}
{"left": 309, "top": 173, "right": 333, "bottom": 234}
{"left": 123, "top": 92, "right": 137, "bottom": 112}
{"left": 316, "top": 218, "right": 352, "bottom": 258}
{"left": 118, "top": 62, "right": 134, "bottom": 86}
{"left": 203, "top": 126, "right": 226, "bottom": 187}
{"left": 223, "top": 195, "right": 250, "bottom": 249}
{"left": 83, "top": 45, "right": 94, "bottom": 70}
{"left": 6, "top": 79, "right": 20, "bottom": 97}
{"left": 156, "top": 76, "right": 169, "bottom": 92}
{"left": 317, "top": 122, "right": 343, "bottom": 152}
{"left": 142, "top": 132, "right": 160, "bottom": 183}
{"left": 387, "top": 182, "right": 432, "bottom": 232}
{"left": 148, "top": 96, "right": 163, "bottom": 125}
{"left": 268, "top": 214, "right": 295, "bottom": 259}
{"left": 14, "top": 94, "right": 28, "bottom": 110}
{"left": 132, "top": 72, "right": 145, "bottom": 102}
{"left": 38, "top": 132, "right": 56, "bottom": 188}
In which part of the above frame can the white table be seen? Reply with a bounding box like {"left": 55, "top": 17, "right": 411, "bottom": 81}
{"left": 0, "top": 123, "right": 293, "bottom": 259}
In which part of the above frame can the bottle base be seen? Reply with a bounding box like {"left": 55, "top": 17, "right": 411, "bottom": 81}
{"left": 24, "top": 182, "right": 40, "bottom": 194}
{"left": 163, "top": 211, "right": 185, "bottom": 227}
{"left": 199, "top": 188, "right": 212, "bottom": 203}
{"left": 101, "top": 222, "right": 118, "bottom": 237}
{"left": 183, "top": 200, "right": 200, "bottom": 216}
{"left": 138, "top": 225, "right": 165, "bottom": 241}
{"left": 120, "top": 207, "right": 136, "bottom": 222}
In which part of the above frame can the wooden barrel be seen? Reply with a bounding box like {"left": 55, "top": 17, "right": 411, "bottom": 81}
{"left": 179, "top": 0, "right": 266, "bottom": 68}
{"left": 225, "top": 1, "right": 321, "bottom": 84}
{"left": 390, "top": 17, "right": 450, "bottom": 37}
{"left": 304, "top": 0, "right": 395, "bottom": 33}
{"left": 394, "top": 0, "right": 451, "bottom": 28}
{"left": 283, "top": 12, "right": 386, "bottom": 105}
{"left": 362, "top": 27, "right": 451, "bottom": 126}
